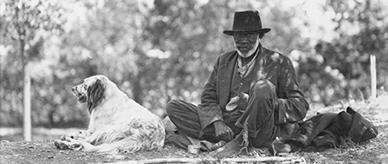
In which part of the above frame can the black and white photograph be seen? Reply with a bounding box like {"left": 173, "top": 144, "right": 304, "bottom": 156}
{"left": 0, "top": 0, "right": 387, "bottom": 163}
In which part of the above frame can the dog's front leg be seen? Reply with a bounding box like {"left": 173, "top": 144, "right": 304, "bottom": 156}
{"left": 62, "top": 136, "right": 97, "bottom": 152}
{"left": 82, "top": 130, "right": 104, "bottom": 144}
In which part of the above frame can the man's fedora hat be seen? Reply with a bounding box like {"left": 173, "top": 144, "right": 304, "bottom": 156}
{"left": 223, "top": 10, "right": 271, "bottom": 35}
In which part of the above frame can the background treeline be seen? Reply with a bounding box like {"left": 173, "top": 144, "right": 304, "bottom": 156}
{"left": 0, "top": 0, "right": 387, "bottom": 127}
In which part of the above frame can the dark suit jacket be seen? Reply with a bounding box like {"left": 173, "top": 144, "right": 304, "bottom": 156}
{"left": 198, "top": 46, "right": 309, "bottom": 137}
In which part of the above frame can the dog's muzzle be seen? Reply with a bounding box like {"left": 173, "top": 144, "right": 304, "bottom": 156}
{"left": 72, "top": 86, "right": 87, "bottom": 103}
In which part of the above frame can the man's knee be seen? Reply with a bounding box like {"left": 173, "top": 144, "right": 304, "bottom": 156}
{"left": 166, "top": 99, "right": 181, "bottom": 116}
{"left": 166, "top": 99, "right": 196, "bottom": 117}
{"left": 251, "top": 80, "right": 276, "bottom": 99}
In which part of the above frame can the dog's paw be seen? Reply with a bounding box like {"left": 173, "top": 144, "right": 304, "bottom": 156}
{"left": 54, "top": 140, "right": 71, "bottom": 150}
{"left": 64, "top": 138, "right": 86, "bottom": 151}
{"left": 64, "top": 137, "right": 95, "bottom": 151}
{"left": 70, "top": 142, "right": 84, "bottom": 151}
{"left": 54, "top": 138, "right": 83, "bottom": 151}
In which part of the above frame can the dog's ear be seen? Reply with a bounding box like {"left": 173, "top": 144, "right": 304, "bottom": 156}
{"left": 87, "top": 79, "right": 105, "bottom": 113}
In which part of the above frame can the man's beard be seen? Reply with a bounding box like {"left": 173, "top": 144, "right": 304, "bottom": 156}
{"left": 235, "top": 38, "right": 260, "bottom": 58}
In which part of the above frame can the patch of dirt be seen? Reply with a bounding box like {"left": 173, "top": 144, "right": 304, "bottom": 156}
{"left": 0, "top": 140, "right": 201, "bottom": 163}
{"left": 1, "top": 128, "right": 387, "bottom": 164}
{"left": 0, "top": 140, "right": 107, "bottom": 164}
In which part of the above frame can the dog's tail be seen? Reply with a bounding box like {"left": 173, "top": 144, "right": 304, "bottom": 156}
{"left": 162, "top": 116, "right": 177, "bottom": 132}
{"left": 85, "top": 137, "right": 153, "bottom": 154}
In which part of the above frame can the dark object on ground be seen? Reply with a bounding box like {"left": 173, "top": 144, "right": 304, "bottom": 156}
{"left": 278, "top": 106, "right": 378, "bottom": 152}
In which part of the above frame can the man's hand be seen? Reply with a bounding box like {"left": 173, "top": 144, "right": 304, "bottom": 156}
{"left": 214, "top": 120, "right": 234, "bottom": 142}
{"left": 238, "top": 93, "right": 249, "bottom": 109}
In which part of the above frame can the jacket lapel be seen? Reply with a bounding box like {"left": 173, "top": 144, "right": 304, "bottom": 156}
{"left": 218, "top": 51, "right": 238, "bottom": 107}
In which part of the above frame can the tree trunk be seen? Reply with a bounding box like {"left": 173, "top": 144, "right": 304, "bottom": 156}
{"left": 23, "top": 63, "right": 31, "bottom": 141}
{"left": 20, "top": 38, "right": 32, "bottom": 141}
{"left": 132, "top": 73, "right": 143, "bottom": 105}
{"left": 0, "top": 55, "right": 2, "bottom": 114}
{"left": 370, "top": 54, "right": 376, "bottom": 99}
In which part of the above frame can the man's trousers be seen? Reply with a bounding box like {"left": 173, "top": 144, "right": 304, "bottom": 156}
{"left": 166, "top": 80, "right": 278, "bottom": 148}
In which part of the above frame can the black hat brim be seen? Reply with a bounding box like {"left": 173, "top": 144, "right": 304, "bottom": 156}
{"left": 223, "top": 28, "right": 271, "bottom": 36}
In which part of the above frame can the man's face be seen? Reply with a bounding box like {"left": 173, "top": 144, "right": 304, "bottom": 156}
{"left": 233, "top": 33, "right": 260, "bottom": 57}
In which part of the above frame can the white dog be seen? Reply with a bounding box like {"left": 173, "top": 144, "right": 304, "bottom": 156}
{"left": 54, "top": 75, "right": 165, "bottom": 154}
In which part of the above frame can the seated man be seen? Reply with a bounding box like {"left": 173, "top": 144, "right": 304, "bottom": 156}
{"left": 166, "top": 10, "right": 309, "bottom": 153}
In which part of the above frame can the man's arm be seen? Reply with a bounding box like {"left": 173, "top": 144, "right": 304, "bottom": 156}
{"left": 197, "top": 56, "right": 233, "bottom": 140}
{"left": 198, "top": 56, "right": 223, "bottom": 127}
{"left": 276, "top": 57, "right": 309, "bottom": 124}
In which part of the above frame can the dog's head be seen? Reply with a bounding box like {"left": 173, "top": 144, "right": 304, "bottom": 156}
{"left": 72, "top": 75, "right": 107, "bottom": 113}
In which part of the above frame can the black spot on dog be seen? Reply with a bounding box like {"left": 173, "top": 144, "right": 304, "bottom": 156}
{"left": 87, "top": 79, "right": 105, "bottom": 113}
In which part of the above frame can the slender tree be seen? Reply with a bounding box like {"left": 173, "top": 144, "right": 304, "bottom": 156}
{"left": 1, "top": 0, "right": 64, "bottom": 140}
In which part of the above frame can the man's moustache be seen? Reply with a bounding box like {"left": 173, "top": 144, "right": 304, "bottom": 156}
{"left": 237, "top": 46, "right": 252, "bottom": 50}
